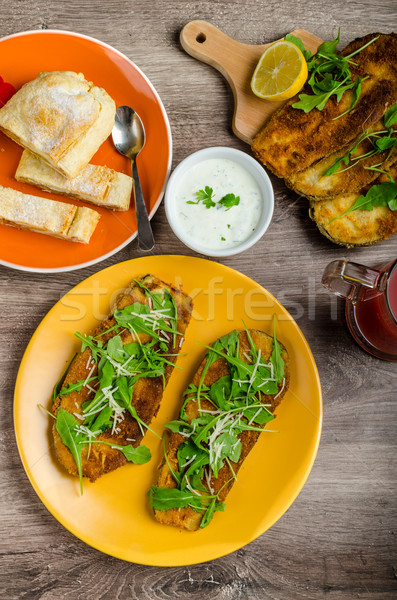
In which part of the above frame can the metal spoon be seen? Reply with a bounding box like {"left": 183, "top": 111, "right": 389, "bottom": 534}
{"left": 112, "top": 106, "right": 155, "bottom": 251}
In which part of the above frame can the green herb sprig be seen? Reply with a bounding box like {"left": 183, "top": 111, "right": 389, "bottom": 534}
{"left": 287, "top": 30, "right": 378, "bottom": 116}
{"left": 51, "top": 354, "right": 76, "bottom": 403}
{"left": 187, "top": 187, "right": 240, "bottom": 211}
{"left": 329, "top": 179, "right": 397, "bottom": 223}
{"left": 322, "top": 104, "right": 397, "bottom": 177}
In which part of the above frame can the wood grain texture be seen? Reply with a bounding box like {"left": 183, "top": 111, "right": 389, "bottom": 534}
{"left": 180, "top": 21, "right": 322, "bottom": 143}
{"left": 0, "top": 0, "right": 396, "bottom": 598}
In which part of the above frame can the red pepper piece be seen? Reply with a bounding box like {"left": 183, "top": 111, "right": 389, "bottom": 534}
{"left": 0, "top": 81, "right": 16, "bottom": 107}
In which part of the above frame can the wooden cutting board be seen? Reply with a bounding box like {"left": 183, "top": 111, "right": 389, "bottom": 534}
{"left": 180, "top": 20, "right": 323, "bottom": 145}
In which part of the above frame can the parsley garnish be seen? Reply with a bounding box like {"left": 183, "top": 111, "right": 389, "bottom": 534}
{"left": 287, "top": 30, "right": 378, "bottom": 116}
{"left": 187, "top": 186, "right": 216, "bottom": 209}
{"left": 218, "top": 193, "right": 240, "bottom": 210}
{"left": 187, "top": 188, "right": 241, "bottom": 210}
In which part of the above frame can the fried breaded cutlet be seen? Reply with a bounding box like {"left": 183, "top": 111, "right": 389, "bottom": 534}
{"left": 252, "top": 33, "right": 397, "bottom": 179}
{"left": 150, "top": 329, "right": 290, "bottom": 531}
{"left": 52, "top": 274, "right": 192, "bottom": 483}
{"left": 287, "top": 122, "right": 397, "bottom": 200}
{"left": 310, "top": 164, "right": 397, "bottom": 247}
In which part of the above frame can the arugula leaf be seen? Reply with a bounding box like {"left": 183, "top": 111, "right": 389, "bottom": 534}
{"left": 114, "top": 302, "right": 151, "bottom": 333}
{"left": 292, "top": 30, "right": 377, "bottom": 115}
{"left": 210, "top": 431, "right": 241, "bottom": 477}
{"left": 333, "top": 75, "right": 364, "bottom": 120}
{"left": 384, "top": 103, "right": 397, "bottom": 128}
{"left": 164, "top": 419, "right": 192, "bottom": 434}
{"left": 240, "top": 403, "right": 274, "bottom": 425}
{"left": 293, "top": 78, "right": 356, "bottom": 113}
{"left": 322, "top": 126, "right": 396, "bottom": 178}
{"left": 147, "top": 486, "right": 204, "bottom": 511}
{"left": 209, "top": 375, "right": 232, "bottom": 410}
{"left": 293, "top": 92, "right": 327, "bottom": 113}
{"left": 284, "top": 33, "right": 312, "bottom": 61}
{"left": 98, "top": 358, "right": 114, "bottom": 389}
{"left": 55, "top": 409, "right": 86, "bottom": 495}
{"left": 75, "top": 333, "right": 104, "bottom": 362}
{"left": 187, "top": 186, "right": 216, "bottom": 209}
{"left": 374, "top": 133, "right": 397, "bottom": 152}
{"left": 389, "top": 196, "right": 397, "bottom": 211}
{"left": 316, "top": 27, "right": 340, "bottom": 56}
{"left": 218, "top": 193, "right": 240, "bottom": 210}
{"left": 59, "top": 377, "right": 96, "bottom": 397}
{"left": 131, "top": 281, "right": 179, "bottom": 347}
{"left": 106, "top": 335, "right": 125, "bottom": 362}
{"left": 177, "top": 439, "right": 210, "bottom": 479}
{"left": 83, "top": 439, "right": 151, "bottom": 464}
{"left": 190, "top": 471, "right": 208, "bottom": 493}
{"left": 124, "top": 342, "right": 141, "bottom": 356}
{"left": 200, "top": 498, "right": 226, "bottom": 529}
{"left": 114, "top": 375, "right": 131, "bottom": 406}
{"left": 89, "top": 406, "right": 113, "bottom": 432}
{"left": 330, "top": 181, "right": 397, "bottom": 222}
{"left": 200, "top": 497, "right": 217, "bottom": 529}
{"left": 322, "top": 156, "right": 345, "bottom": 177}
{"left": 115, "top": 444, "right": 151, "bottom": 464}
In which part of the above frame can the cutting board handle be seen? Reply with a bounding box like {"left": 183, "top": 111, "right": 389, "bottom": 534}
{"left": 180, "top": 20, "right": 253, "bottom": 92}
{"left": 180, "top": 20, "right": 322, "bottom": 144}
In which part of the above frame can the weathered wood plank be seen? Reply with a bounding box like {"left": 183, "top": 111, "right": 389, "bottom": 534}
{"left": 0, "top": 0, "right": 396, "bottom": 598}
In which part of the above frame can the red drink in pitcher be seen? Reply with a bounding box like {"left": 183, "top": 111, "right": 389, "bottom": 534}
{"left": 322, "top": 259, "right": 397, "bottom": 361}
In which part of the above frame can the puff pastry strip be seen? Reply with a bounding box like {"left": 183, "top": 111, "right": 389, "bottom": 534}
{"left": 0, "top": 185, "right": 100, "bottom": 243}
{"left": 16, "top": 150, "right": 132, "bottom": 211}
{"left": 0, "top": 71, "right": 116, "bottom": 179}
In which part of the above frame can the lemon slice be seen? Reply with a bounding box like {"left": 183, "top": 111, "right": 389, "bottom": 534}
{"left": 251, "top": 40, "right": 308, "bottom": 101}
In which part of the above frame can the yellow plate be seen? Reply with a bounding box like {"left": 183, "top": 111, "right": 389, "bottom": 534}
{"left": 14, "top": 255, "right": 322, "bottom": 566}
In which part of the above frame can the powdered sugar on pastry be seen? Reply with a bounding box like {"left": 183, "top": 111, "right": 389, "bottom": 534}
{"left": 0, "top": 71, "right": 116, "bottom": 178}
{"left": 16, "top": 150, "right": 132, "bottom": 211}
{"left": 0, "top": 184, "right": 100, "bottom": 243}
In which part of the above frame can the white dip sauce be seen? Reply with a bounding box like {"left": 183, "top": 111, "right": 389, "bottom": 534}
{"left": 174, "top": 158, "right": 263, "bottom": 250}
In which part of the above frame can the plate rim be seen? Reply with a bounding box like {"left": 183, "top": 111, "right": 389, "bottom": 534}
{"left": 0, "top": 29, "right": 173, "bottom": 274}
{"left": 13, "top": 255, "right": 323, "bottom": 565}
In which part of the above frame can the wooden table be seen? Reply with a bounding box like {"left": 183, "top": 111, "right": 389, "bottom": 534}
{"left": 1, "top": 1, "right": 396, "bottom": 598}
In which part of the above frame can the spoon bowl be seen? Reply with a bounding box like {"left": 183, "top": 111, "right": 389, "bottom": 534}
{"left": 112, "top": 106, "right": 154, "bottom": 251}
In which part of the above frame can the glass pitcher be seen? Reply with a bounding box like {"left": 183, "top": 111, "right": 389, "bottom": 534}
{"left": 322, "top": 258, "right": 397, "bottom": 361}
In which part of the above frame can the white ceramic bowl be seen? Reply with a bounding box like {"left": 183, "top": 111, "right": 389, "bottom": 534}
{"left": 164, "top": 147, "right": 274, "bottom": 257}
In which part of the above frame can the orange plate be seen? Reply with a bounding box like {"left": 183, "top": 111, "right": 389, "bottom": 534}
{"left": 0, "top": 31, "right": 171, "bottom": 272}
{"left": 14, "top": 256, "right": 322, "bottom": 565}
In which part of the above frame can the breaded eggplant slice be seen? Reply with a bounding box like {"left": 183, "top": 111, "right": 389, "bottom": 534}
{"left": 52, "top": 274, "right": 193, "bottom": 482}
{"left": 310, "top": 167, "right": 397, "bottom": 246}
{"left": 252, "top": 33, "right": 397, "bottom": 179}
{"left": 152, "top": 329, "right": 290, "bottom": 531}
{"left": 287, "top": 123, "right": 397, "bottom": 200}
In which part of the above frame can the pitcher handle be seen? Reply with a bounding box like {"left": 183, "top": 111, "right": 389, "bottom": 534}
{"left": 322, "top": 259, "right": 381, "bottom": 299}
